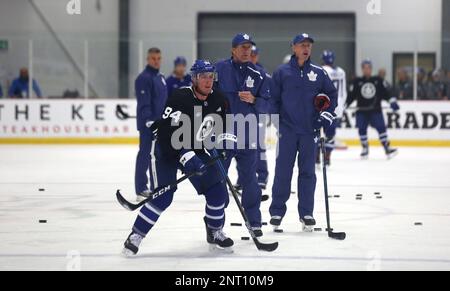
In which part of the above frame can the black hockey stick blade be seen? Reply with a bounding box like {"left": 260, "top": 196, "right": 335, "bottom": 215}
{"left": 116, "top": 104, "right": 136, "bottom": 119}
{"left": 210, "top": 149, "right": 279, "bottom": 252}
{"left": 328, "top": 231, "right": 346, "bottom": 241}
{"left": 116, "top": 156, "right": 222, "bottom": 211}
{"left": 255, "top": 240, "right": 279, "bottom": 252}
{"left": 261, "top": 194, "right": 270, "bottom": 202}
{"left": 116, "top": 190, "right": 142, "bottom": 211}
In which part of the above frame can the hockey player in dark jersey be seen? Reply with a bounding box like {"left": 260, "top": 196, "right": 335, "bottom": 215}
{"left": 122, "top": 60, "right": 233, "bottom": 256}
{"left": 346, "top": 60, "right": 399, "bottom": 159}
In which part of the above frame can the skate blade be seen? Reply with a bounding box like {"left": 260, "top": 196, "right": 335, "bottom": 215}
{"left": 208, "top": 244, "right": 234, "bottom": 254}
{"left": 121, "top": 248, "right": 137, "bottom": 258}
{"left": 302, "top": 225, "right": 314, "bottom": 233}
{"left": 361, "top": 155, "right": 369, "bottom": 160}
{"left": 272, "top": 224, "right": 281, "bottom": 231}
{"left": 387, "top": 151, "right": 398, "bottom": 160}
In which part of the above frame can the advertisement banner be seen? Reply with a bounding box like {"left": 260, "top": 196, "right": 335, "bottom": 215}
{"left": 0, "top": 100, "right": 137, "bottom": 143}
{"left": 0, "top": 100, "right": 449, "bottom": 146}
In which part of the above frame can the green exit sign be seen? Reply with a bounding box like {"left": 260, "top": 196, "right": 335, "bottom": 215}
{"left": 0, "top": 40, "right": 8, "bottom": 51}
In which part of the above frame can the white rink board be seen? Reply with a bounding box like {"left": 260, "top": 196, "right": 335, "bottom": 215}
{"left": 0, "top": 100, "right": 137, "bottom": 138}
{"left": 338, "top": 101, "right": 450, "bottom": 141}
{"left": 0, "top": 100, "right": 450, "bottom": 143}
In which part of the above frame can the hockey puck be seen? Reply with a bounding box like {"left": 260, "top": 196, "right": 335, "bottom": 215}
{"left": 314, "top": 228, "right": 322, "bottom": 232}
{"left": 262, "top": 222, "right": 268, "bottom": 226}
{"left": 39, "top": 220, "right": 47, "bottom": 223}
{"left": 230, "top": 223, "right": 242, "bottom": 227}
{"left": 261, "top": 195, "right": 270, "bottom": 202}
{"left": 374, "top": 192, "right": 381, "bottom": 195}
{"left": 274, "top": 229, "right": 284, "bottom": 233}
{"left": 414, "top": 222, "right": 423, "bottom": 226}
{"left": 356, "top": 194, "right": 363, "bottom": 197}
{"left": 241, "top": 237, "right": 250, "bottom": 241}
{"left": 376, "top": 196, "right": 383, "bottom": 199}
{"left": 333, "top": 195, "right": 340, "bottom": 198}
{"left": 38, "top": 188, "right": 45, "bottom": 192}
{"left": 356, "top": 197, "right": 362, "bottom": 200}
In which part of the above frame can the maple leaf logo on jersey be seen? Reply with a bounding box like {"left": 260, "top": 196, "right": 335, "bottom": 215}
{"left": 246, "top": 76, "right": 255, "bottom": 88}
{"left": 307, "top": 71, "right": 317, "bottom": 82}
{"left": 243, "top": 34, "right": 250, "bottom": 40}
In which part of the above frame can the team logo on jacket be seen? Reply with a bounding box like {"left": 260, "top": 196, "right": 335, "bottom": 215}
{"left": 307, "top": 71, "right": 317, "bottom": 82}
{"left": 246, "top": 76, "right": 255, "bottom": 88}
{"left": 196, "top": 116, "right": 215, "bottom": 142}
{"left": 361, "top": 83, "right": 376, "bottom": 99}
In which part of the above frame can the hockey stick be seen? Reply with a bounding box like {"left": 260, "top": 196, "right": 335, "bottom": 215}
{"left": 116, "top": 104, "right": 136, "bottom": 119}
{"left": 116, "top": 155, "right": 222, "bottom": 211}
{"left": 347, "top": 105, "right": 390, "bottom": 112}
{"left": 320, "top": 136, "right": 346, "bottom": 241}
{"left": 232, "top": 187, "right": 270, "bottom": 202}
{"left": 210, "top": 148, "right": 279, "bottom": 252}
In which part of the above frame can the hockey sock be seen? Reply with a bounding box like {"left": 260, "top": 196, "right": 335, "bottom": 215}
{"left": 204, "top": 183, "right": 226, "bottom": 230}
{"left": 379, "top": 132, "right": 390, "bottom": 150}
{"left": 132, "top": 202, "right": 163, "bottom": 237}
{"left": 360, "top": 134, "right": 369, "bottom": 149}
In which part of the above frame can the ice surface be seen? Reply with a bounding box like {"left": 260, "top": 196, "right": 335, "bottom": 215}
{"left": 0, "top": 144, "right": 449, "bottom": 271}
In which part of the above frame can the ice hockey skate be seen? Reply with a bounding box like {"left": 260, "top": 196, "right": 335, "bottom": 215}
{"left": 300, "top": 216, "right": 316, "bottom": 232}
{"left": 203, "top": 217, "right": 234, "bottom": 253}
{"left": 270, "top": 216, "right": 283, "bottom": 231}
{"left": 122, "top": 232, "right": 144, "bottom": 257}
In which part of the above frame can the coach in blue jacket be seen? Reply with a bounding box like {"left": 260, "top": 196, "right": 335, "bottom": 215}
{"left": 135, "top": 47, "right": 168, "bottom": 200}
{"left": 165, "top": 56, "right": 192, "bottom": 97}
{"left": 269, "top": 33, "right": 337, "bottom": 232}
{"left": 215, "top": 33, "right": 271, "bottom": 237}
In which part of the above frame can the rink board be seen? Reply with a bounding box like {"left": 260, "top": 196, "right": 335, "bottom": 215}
{"left": 0, "top": 100, "right": 449, "bottom": 146}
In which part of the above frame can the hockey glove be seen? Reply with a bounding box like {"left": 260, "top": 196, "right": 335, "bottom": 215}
{"left": 149, "top": 121, "right": 159, "bottom": 140}
{"left": 313, "top": 111, "right": 335, "bottom": 131}
{"left": 180, "top": 150, "right": 206, "bottom": 176}
{"left": 389, "top": 97, "right": 400, "bottom": 112}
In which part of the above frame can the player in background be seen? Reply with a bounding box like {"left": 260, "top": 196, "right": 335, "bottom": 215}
{"left": 235, "top": 45, "right": 270, "bottom": 191}
{"left": 123, "top": 60, "right": 233, "bottom": 256}
{"left": 165, "top": 56, "right": 192, "bottom": 97}
{"left": 317, "top": 50, "right": 347, "bottom": 167}
{"left": 135, "top": 48, "right": 168, "bottom": 201}
{"left": 269, "top": 33, "right": 337, "bottom": 232}
{"left": 215, "top": 33, "right": 271, "bottom": 238}
{"left": 346, "top": 59, "right": 399, "bottom": 159}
